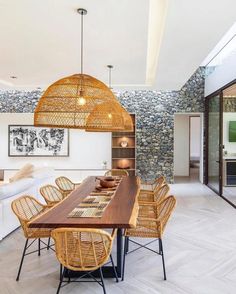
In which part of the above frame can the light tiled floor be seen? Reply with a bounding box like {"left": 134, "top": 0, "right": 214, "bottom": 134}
{"left": 0, "top": 181, "right": 236, "bottom": 294}
{"left": 223, "top": 186, "right": 236, "bottom": 206}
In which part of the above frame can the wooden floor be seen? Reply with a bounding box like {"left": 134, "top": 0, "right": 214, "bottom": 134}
{"left": 1, "top": 181, "right": 236, "bottom": 294}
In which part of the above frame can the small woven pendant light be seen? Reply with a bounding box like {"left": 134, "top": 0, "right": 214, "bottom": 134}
{"left": 34, "top": 8, "right": 127, "bottom": 131}
{"left": 85, "top": 65, "right": 133, "bottom": 132}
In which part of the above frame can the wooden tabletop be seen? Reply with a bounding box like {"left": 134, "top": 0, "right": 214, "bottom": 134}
{"left": 29, "top": 176, "right": 140, "bottom": 229}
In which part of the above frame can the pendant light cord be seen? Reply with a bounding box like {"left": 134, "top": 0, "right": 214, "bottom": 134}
{"left": 77, "top": 8, "right": 87, "bottom": 93}
{"left": 107, "top": 65, "right": 113, "bottom": 89}
{"left": 81, "top": 11, "right": 84, "bottom": 75}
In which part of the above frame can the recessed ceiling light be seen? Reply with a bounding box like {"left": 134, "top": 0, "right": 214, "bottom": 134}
{"left": 10, "top": 76, "right": 17, "bottom": 79}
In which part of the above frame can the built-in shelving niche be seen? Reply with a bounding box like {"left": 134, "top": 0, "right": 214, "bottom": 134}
{"left": 111, "top": 114, "right": 136, "bottom": 176}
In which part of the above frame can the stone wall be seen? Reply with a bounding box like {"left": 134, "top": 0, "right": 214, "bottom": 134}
{"left": 0, "top": 67, "right": 205, "bottom": 182}
{"left": 116, "top": 67, "right": 205, "bottom": 182}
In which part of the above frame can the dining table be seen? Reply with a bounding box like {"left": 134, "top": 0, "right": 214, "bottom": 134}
{"left": 29, "top": 175, "right": 140, "bottom": 278}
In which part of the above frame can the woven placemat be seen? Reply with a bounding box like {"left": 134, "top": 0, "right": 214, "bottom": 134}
{"left": 68, "top": 207, "right": 105, "bottom": 218}
{"left": 68, "top": 177, "right": 121, "bottom": 218}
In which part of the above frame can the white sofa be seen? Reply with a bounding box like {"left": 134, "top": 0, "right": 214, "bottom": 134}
{"left": 0, "top": 176, "right": 56, "bottom": 241}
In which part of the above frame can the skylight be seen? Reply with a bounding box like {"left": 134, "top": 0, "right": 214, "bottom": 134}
{"left": 202, "top": 22, "right": 236, "bottom": 75}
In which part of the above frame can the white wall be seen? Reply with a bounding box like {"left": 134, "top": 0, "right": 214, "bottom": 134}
{"left": 174, "top": 115, "right": 190, "bottom": 176}
{"left": 190, "top": 116, "right": 201, "bottom": 159}
{"left": 0, "top": 113, "right": 111, "bottom": 181}
{"left": 223, "top": 112, "right": 236, "bottom": 154}
{"left": 205, "top": 52, "right": 236, "bottom": 96}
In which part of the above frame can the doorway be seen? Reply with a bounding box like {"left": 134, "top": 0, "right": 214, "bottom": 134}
{"left": 189, "top": 116, "right": 201, "bottom": 180}
{"left": 174, "top": 113, "right": 204, "bottom": 183}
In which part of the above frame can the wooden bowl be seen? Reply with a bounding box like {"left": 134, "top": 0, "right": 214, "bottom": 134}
{"left": 99, "top": 178, "right": 116, "bottom": 188}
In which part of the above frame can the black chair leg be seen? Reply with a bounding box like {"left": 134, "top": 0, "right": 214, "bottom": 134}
{"left": 47, "top": 237, "right": 50, "bottom": 250}
{"left": 38, "top": 238, "right": 41, "bottom": 256}
{"left": 158, "top": 238, "right": 161, "bottom": 255}
{"left": 16, "top": 239, "right": 29, "bottom": 281}
{"left": 159, "top": 239, "right": 167, "bottom": 280}
{"left": 67, "top": 269, "right": 71, "bottom": 283}
{"left": 110, "top": 254, "right": 119, "bottom": 282}
{"left": 99, "top": 267, "right": 107, "bottom": 294}
{"left": 56, "top": 267, "right": 65, "bottom": 294}
{"left": 125, "top": 237, "right": 129, "bottom": 254}
{"left": 121, "top": 236, "right": 128, "bottom": 281}
{"left": 59, "top": 264, "right": 63, "bottom": 280}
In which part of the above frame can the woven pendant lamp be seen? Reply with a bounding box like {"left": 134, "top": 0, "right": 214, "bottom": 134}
{"left": 34, "top": 8, "right": 126, "bottom": 131}
{"left": 85, "top": 65, "right": 133, "bottom": 132}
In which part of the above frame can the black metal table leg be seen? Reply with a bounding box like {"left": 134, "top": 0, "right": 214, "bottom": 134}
{"left": 116, "top": 228, "right": 123, "bottom": 277}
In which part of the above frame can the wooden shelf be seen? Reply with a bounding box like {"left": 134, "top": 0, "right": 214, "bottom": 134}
{"left": 112, "top": 158, "right": 135, "bottom": 160}
{"left": 112, "top": 135, "right": 135, "bottom": 138}
{"left": 111, "top": 114, "right": 136, "bottom": 175}
{"left": 112, "top": 147, "right": 135, "bottom": 149}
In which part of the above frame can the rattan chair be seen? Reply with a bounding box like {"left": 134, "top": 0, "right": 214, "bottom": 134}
{"left": 138, "top": 183, "right": 170, "bottom": 206}
{"left": 138, "top": 184, "right": 170, "bottom": 219}
{"left": 122, "top": 196, "right": 177, "bottom": 281}
{"left": 104, "top": 169, "right": 129, "bottom": 177}
{"left": 141, "top": 175, "right": 165, "bottom": 191}
{"left": 52, "top": 228, "right": 118, "bottom": 294}
{"left": 40, "top": 184, "right": 64, "bottom": 207}
{"left": 55, "top": 176, "right": 80, "bottom": 197}
{"left": 11, "top": 195, "right": 53, "bottom": 281}
{"left": 138, "top": 177, "right": 167, "bottom": 203}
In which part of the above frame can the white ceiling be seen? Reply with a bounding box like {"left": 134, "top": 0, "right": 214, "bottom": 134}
{"left": 155, "top": 0, "right": 236, "bottom": 90}
{"left": 0, "top": 0, "right": 236, "bottom": 91}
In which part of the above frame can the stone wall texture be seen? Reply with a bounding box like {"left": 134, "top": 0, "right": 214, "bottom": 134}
{"left": 0, "top": 67, "right": 205, "bottom": 182}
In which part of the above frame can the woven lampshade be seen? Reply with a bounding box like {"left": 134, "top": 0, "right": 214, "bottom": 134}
{"left": 34, "top": 74, "right": 128, "bottom": 131}
{"left": 121, "top": 107, "right": 134, "bottom": 132}
{"left": 85, "top": 102, "right": 133, "bottom": 132}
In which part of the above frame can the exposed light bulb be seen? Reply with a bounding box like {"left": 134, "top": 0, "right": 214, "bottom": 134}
{"left": 108, "top": 113, "right": 112, "bottom": 119}
{"left": 77, "top": 97, "right": 86, "bottom": 106}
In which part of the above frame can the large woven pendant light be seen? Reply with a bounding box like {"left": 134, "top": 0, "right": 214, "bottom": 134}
{"left": 34, "top": 8, "right": 127, "bottom": 131}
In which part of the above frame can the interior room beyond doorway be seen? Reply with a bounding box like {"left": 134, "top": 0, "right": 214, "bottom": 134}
{"left": 174, "top": 113, "right": 203, "bottom": 183}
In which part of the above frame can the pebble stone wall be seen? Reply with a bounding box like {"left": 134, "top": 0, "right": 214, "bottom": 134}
{"left": 0, "top": 67, "right": 205, "bottom": 182}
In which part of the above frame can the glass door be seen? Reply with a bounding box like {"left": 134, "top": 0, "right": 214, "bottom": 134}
{"left": 207, "top": 94, "right": 222, "bottom": 194}
{"left": 222, "top": 83, "right": 236, "bottom": 207}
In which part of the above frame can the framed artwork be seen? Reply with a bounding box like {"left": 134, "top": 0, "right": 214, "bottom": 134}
{"left": 8, "top": 125, "right": 69, "bottom": 157}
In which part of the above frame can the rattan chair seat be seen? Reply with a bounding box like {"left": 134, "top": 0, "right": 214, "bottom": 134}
{"left": 125, "top": 218, "right": 161, "bottom": 239}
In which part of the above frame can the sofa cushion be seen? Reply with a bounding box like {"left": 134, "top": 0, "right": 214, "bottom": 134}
{"left": 9, "top": 163, "right": 35, "bottom": 182}
{"left": 0, "top": 178, "right": 35, "bottom": 200}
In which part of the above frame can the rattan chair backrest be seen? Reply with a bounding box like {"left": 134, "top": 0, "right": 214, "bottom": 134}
{"left": 40, "top": 185, "right": 64, "bottom": 205}
{"left": 55, "top": 176, "right": 74, "bottom": 191}
{"left": 157, "top": 195, "right": 176, "bottom": 231}
{"left": 154, "top": 183, "right": 170, "bottom": 203}
{"left": 11, "top": 195, "right": 45, "bottom": 237}
{"left": 52, "top": 228, "right": 114, "bottom": 272}
{"left": 153, "top": 176, "right": 166, "bottom": 193}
